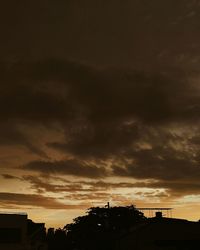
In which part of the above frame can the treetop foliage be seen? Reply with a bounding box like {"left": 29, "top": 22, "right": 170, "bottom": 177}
{"left": 63, "top": 205, "right": 146, "bottom": 250}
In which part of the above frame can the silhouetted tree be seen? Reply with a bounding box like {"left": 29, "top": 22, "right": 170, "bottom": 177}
{"left": 64, "top": 205, "right": 146, "bottom": 250}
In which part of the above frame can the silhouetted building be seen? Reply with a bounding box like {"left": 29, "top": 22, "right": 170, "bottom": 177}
{"left": 118, "top": 216, "right": 200, "bottom": 250}
{"left": 0, "top": 213, "right": 47, "bottom": 250}
{"left": 0, "top": 213, "right": 27, "bottom": 250}
{"left": 27, "top": 219, "right": 47, "bottom": 250}
{"left": 47, "top": 228, "right": 54, "bottom": 239}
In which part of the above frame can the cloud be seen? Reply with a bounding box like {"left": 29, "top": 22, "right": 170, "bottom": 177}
{"left": 1, "top": 59, "right": 200, "bottom": 199}
{"left": 6, "top": 172, "right": 200, "bottom": 203}
{"left": 24, "top": 159, "right": 107, "bottom": 178}
{"left": 2, "top": 0, "right": 200, "bottom": 225}
{"left": 0, "top": 122, "right": 47, "bottom": 157}
{"left": 48, "top": 121, "right": 140, "bottom": 159}
{"left": 22, "top": 175, "right": 86, "bottom": 193}
{"left": 146, "top": 180, "right": 200, "bottom": 198}
{"left": 0, "top": 59, "right": 197, "bottom": 127}
{"left": 113, "top": 147, "right": 197, "bottom": 181}
{"left": 0, "top": 192, "right": 88, "bottom": 210}
{"left": 21, "top": 175, "right": 148, "bottom": 193}
{"left": 1, "top": 0, "right": 200, "bottom": 70}
{"left": 1, "top": 174, "right": 20, "bottom": 180}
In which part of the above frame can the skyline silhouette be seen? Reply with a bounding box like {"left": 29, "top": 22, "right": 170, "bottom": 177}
{"left": 1, "top": 205, "right": 200, "bottom": 250}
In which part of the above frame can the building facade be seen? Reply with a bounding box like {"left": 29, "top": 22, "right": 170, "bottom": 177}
{"left": 0, "top": 213, "right": 47, "bottom": 250}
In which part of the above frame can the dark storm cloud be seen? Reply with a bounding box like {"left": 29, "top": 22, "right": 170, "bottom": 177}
{"left": 0, "top": 62, "right": 70, "bottom": 122}
{"left": 22, "top": 175, "right": 85, "bottom": 193}
{"left": 0, "top": 61, "right": 166, "bottom": 154}
{"left": 2, "top": 0, "right": 200, "bottom": 221}
{"left": 149, "top": 180, "right": 200, "bottom": 198}
{"left": 0, "top": 192, "right": 88, "bottom": 209}
{"left": 1, "top": 0, "right": 200, "bottom": 69}
{"left": 1, "top": 59, "right": 200, "bottom": 186}
{"left": 0, "top": 59, "right": 198, "bottom": 126}
{"left": 0, "top": 122, "right": 47, "bottom": 157}
{"left": 113, "top": 147, "right": 197, "bottom": 181}
{"left": 21, "top": 176, "right": 148, "bottom": 194}
{"left": 1, "top": 174, "right": 20, "bottom": 180}
{"left": 48, "top": 121, "right": 140, "bottom": 159}
{"left": 112, "top": 135, "right": 200, "bottom": 185}
{"left": 24, "top": 159, "right": 107, "bottom": 178}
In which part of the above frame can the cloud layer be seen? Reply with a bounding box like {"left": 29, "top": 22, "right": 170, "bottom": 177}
{"left": 1, "top": 60, "right": 200, "bottom": 191}
{"left": 1, "top": 0, "right": 200, "bottom": 223}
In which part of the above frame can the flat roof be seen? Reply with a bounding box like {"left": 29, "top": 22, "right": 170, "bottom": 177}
{"left": 137, "top": 208, "right": 173, "bottom": 210}
{"left": 0, "top": 212, "right": 27, "bottom": 215}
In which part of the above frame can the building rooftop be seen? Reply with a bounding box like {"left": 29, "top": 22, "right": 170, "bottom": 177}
{"left": 0, "top": 211, "right": 27, "bottom": 215}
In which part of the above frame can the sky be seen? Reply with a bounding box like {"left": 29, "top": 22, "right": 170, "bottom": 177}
{"left": 1, "top": 0, "right": 200, "bottom": 228}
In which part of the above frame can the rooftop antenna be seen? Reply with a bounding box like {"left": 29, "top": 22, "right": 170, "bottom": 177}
{"left": 105, "top": 202, "right": 110, "bottom": 209}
